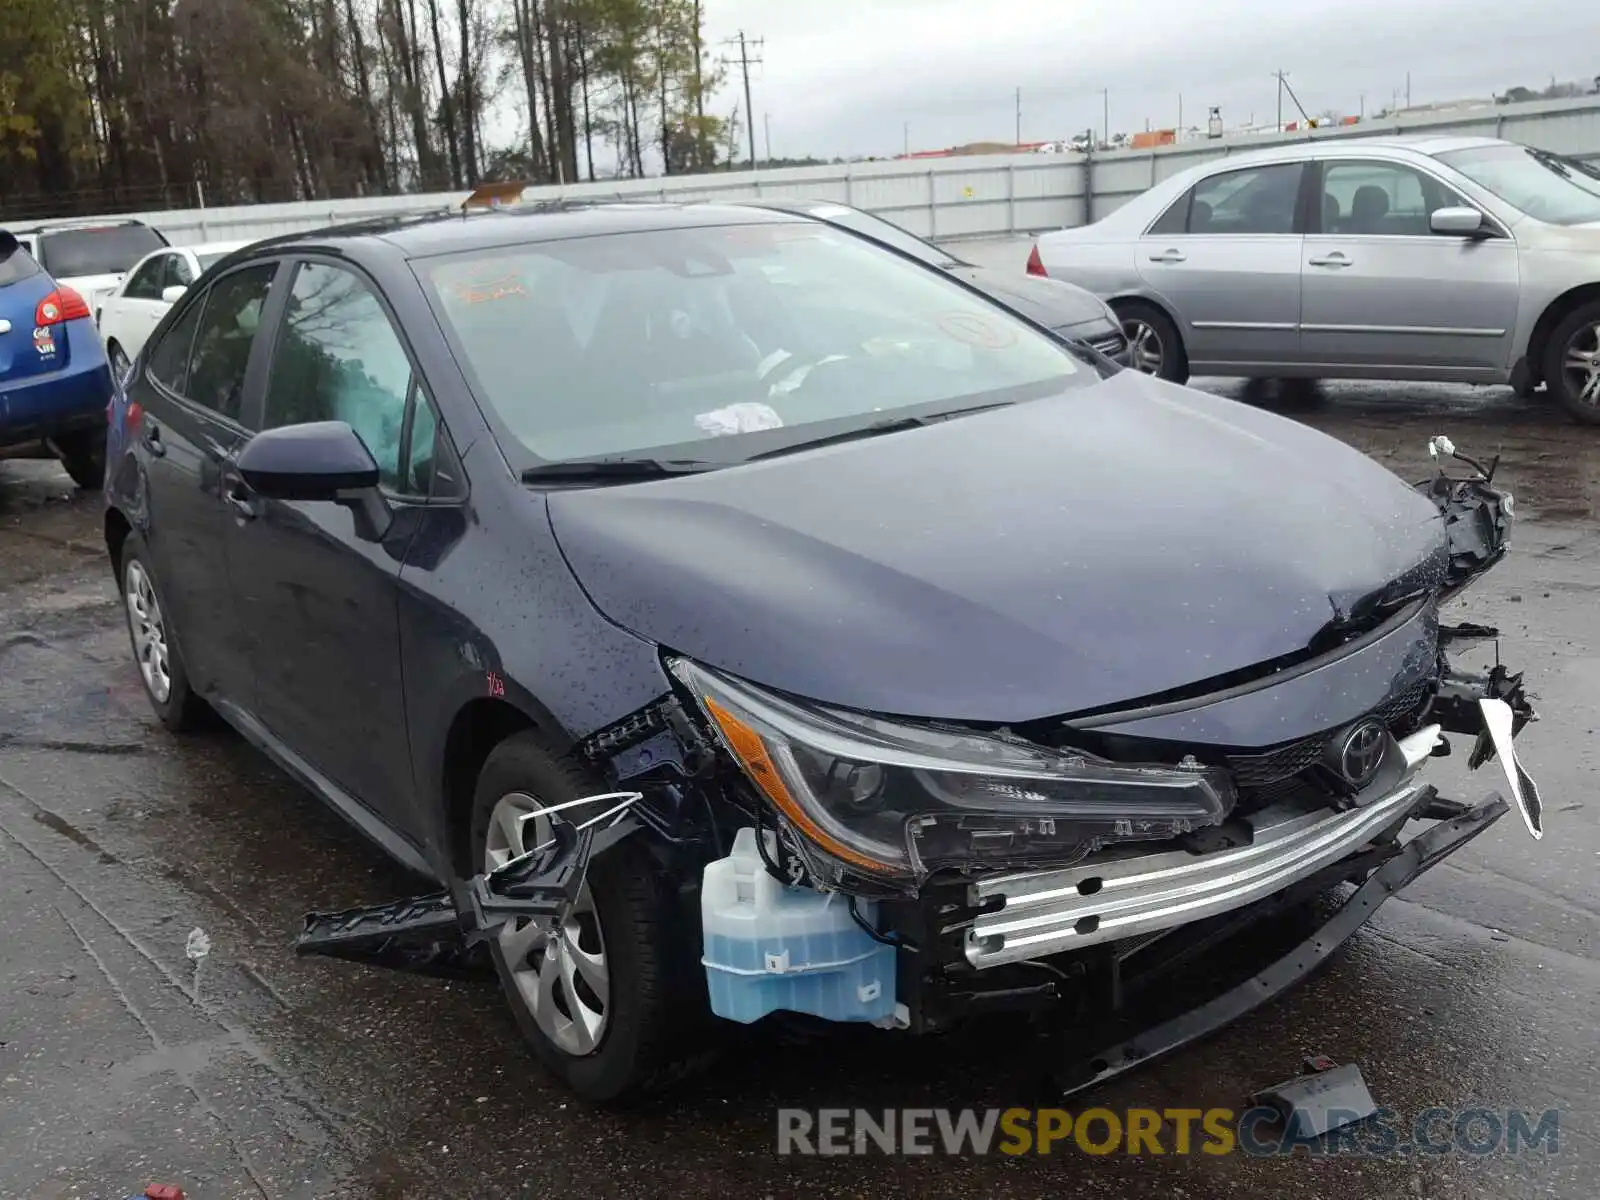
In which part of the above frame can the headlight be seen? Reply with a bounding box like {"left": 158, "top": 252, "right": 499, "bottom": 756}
{"left": 671, "top": 659, "right": 1233, "bottom": 890}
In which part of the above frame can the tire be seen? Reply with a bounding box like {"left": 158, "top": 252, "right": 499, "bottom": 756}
{"left": 55, "top": 426, "right": 106, "bottom": 491}
{"left": 1114, "top": 301, "right": 1189, "bottom": 384}
{"left": 1543, "top": 300, "right": 1600, "bottom": 426}
{"left": 468, "top": 731, "right": 709, "bottom": 1104}
{"left": 118, "top": 533, "right": 209, "bottom": 732}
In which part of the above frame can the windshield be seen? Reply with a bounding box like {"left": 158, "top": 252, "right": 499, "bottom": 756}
{"left": 38, "top": 225, "right": 166, "bottom": 277}
{"left": 1436, "top": 144, "right": 1600, "bottom": 226}
{"left": 420, "top": 221, "right": 1089, "bottom": 465}
{"left": 804, "top": 205, "right": 962, "bottom": 269}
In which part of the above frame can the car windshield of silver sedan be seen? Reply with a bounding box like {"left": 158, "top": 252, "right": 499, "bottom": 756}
{"left": 420, "top": 222, "right": 1087, "bottom": 465}
{"left": 1437, "top": 144, "right": 1600, "bottom": 226}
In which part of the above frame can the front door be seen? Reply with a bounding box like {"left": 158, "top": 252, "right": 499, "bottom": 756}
{"left": 1300, "top": 158, "right": 1521, "bottom": 376}
{"left": 226, "top": 258, "right": 422, "bottom": 831}
{"left": 1136, "top": 161, "right": 1307, "bottom": 371}
{"left": 128, "top": 262, "right": 283, "bottom": 702}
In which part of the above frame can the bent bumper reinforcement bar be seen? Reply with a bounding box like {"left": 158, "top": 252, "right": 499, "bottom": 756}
{"left": 1052, "top": 792, "right": 1509, "bottom": 1099}
{"left": 967, "top": 728, "right": 1442, "bottom": 968}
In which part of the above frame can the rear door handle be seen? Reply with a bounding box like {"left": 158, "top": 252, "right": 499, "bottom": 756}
{"left": 1308, "top": 252, "right": 1352, "bottom": 268}
{"left": 1148, "top": 250, "right": 1186, "bottom": 263}
{"left": 142, "top": 423, "right": 166, "bottom": 458}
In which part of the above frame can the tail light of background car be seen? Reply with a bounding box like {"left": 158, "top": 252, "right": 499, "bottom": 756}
{"left": 1026, "top": 245, "right": 1047, "bottom": 277}
{"left": 36, "top": 287, "right": 91, "bottom": 327}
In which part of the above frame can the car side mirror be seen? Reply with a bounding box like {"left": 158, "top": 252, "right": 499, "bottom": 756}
{"left": 161, "top": 284, "right": 187, "bottom": 303}
{"left": 236, "top": 421, "right": 393, "bottom": 541}
{"left": 1430, "top": 207, "right": 1489, "bottom": 237}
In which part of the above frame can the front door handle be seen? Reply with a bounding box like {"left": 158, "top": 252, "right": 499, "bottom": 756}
{"left": 1148, "top": 249, "right": 1187, "bottom": 263}
{"left": 142, "top": 423, "right": 167, "bottom": 458}
{"left": 223, "top": 475, "right": 258, "bottom": 521}
{"left": 1308, "top": 252, "right": 1352, "bottom": 268}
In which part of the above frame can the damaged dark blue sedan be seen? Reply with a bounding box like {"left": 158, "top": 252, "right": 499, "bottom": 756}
{"left": 103, "top": 200, "right": 1544, "bottom": 1104}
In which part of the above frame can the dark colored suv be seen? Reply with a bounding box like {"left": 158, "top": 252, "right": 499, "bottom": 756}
{"left": 104, "top": 202, "right": 1542, "bottom": 1103}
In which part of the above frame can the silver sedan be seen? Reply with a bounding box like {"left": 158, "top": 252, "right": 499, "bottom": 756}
{"left": 1029, "top": 135, "right": 1600, "bottom": 424}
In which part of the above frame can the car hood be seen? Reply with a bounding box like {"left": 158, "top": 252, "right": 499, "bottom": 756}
{"left": 547, "top": 373, "right": 1448, "bottom": 723}
{"left": 949, "top": 266, "right": 1111, "bottom": 330}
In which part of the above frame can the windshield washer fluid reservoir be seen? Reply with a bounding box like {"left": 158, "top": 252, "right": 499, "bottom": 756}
{"left": 701, "top": 827, "right": 897, "bottom": 1025}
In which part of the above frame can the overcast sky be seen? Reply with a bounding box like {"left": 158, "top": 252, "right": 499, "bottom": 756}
{"left": 696, "top": 0, "right": 1597, "bottom": 159}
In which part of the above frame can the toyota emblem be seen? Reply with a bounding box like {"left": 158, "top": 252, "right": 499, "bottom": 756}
{"left": 1338, "top": 721, "right": 1388, "bottom": 787}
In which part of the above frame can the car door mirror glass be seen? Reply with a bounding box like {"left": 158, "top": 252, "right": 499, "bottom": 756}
{"left": 162, "top": 284, "right": 188, "bottom": 304}
{"left": 1430, "top": 206, "right": 1486, "bottom": 236}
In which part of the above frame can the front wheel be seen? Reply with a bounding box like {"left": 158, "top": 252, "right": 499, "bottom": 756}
{"left": 469, "top": 732, "right": 710, "bottom": 1104}
{"left": 1543, "top": 301, "right": 1600, "bottom": 425}
{"left": 1114, "top": 302, "right": 1189, "bottom": 384}
{"left": 54, "top": 427, "right": 106, "bottom": 490}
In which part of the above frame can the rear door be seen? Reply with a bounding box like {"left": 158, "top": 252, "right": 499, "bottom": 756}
{"left": 103, "top": 252, "right": 171, "bottom": 359}
{"left": 127, "top": 260, "right": 285, "bottom": 703}
{"left": 226, "top": 257, "right": 425, "bottom": 831}
{"left": 1136, "top": 161, "right": 1308, "bottom": 370}
{"left": 1299, "top": 157, "right": 1521, "bottom": 376}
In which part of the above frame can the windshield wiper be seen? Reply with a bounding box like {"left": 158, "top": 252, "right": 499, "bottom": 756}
{"left": 520, "top": 457, "right": 721, "bottom": 483}
{"left": 747, "top": 403, "right": 1009, "bottom": 462}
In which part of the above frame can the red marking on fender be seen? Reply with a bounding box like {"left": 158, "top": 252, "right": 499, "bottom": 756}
{"left": 486, "top": 671, "right": 505, "bottom": 698}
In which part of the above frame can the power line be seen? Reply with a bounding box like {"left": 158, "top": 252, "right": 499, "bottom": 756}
{"left": 723, "top": 31, "right": 764, "bottom": 169}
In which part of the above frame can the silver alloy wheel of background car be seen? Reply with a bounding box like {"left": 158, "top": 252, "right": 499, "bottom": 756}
{"left": 483, "top": 791, "right": 609, "bottom": 1057}
{"left": 1122, "top": 318, "right": 1164, "bottom": 375}
{"left": 124, "top": 560, "right": 171, "bottom": 703}
{"left": 1561, "top": 321, "right": 1600, "bottom": 409}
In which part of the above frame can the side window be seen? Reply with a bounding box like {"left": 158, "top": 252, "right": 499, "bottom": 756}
{"left": 185, "top": 263, "right": 278, "bottom": 421}
{"left": 124, "top": 256, "right": 167, "bottom": 301}
{"left": 167, "top": 254, "right": 195, "bottom": 289}
{"left": 1320, "top": 161, "right": 1466, "bottom": 236}
{"left": 1147, "top": 189, "right": 1191, "bottom": 235}
{"left": 400, "top": 386, "right": 463, "bottom": 498}
{"left": 1188, "top": 163, "right": 1304, "bottom": 234}
{"left": 262, "top": 262, "right": 413, "bottom": 491}
{"left": 146, "top": 296, "right": 206, "bottom": 394}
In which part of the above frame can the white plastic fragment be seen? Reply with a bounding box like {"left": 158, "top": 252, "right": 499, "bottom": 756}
{"left": 185, "top": 927, "right": 211, "bottom": 961}
{"left": 1428, "top": 434, "right": 1456, "bottom": 460}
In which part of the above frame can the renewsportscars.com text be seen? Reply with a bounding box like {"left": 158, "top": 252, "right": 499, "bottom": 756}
{"left": 777, "top": 1107, "right": 1561, "bottom": 1157}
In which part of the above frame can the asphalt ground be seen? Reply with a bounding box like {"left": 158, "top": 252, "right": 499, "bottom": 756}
{"left": 1, "top": 262, "right": 1596, "bottom": 1197}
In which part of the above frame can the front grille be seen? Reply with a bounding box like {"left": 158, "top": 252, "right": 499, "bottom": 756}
{"left": 1226, "top": 679, "right": 1434, "bottom": 802}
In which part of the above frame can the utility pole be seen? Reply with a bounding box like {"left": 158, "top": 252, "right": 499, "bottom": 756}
{"left": 1101, "top": 88, "right": 1109, "bottom": 145}
{"left": 764, "top": 111, "right": 772, "bottom": 162}
{"left": 1015, "top": 86, "right": 1022, "bottom": 145}
{"left": 1274, "top": 70, "right": 1288, "bottom": 130}
{"left": 1406, "top": 71, "right": 1411, "bottom": 109}
{"left": 724, "top": 31, "right": 763, "bottom": 170}
{"left": 1178, "top": 93, "right": 1183, "bottom": 133}
{"left": 903, "top": 121, "right": 910, "bottom": 157}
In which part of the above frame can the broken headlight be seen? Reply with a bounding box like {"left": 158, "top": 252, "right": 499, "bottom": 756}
{"left": 670, "top": 659, "right": 1233, "bottom": 889}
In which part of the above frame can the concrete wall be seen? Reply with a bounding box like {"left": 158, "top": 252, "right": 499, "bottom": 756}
{"left": 25, "top": 95, "right": 1600, "bottom": 249}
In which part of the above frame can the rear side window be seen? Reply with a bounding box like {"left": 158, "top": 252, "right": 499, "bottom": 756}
{"left": 1186, "top": 163, "right": 1304, "bottom": 234}
{"left": 38, "top": 224, "right": 166, "bottom": 277}
{"left": 0, "top": 244, "right": 41, "bottom": 287}
{"left": 1147, "top": 191, "right": 1191, "bottom": 235}
{"left": 147, "top": 300, "right": 205, "bottom": 395}
{"left": 185, "top": 264, "right": 278, "bottom": 420}
{"left": 262, "top": 262, "right": 414, "bottom": 489}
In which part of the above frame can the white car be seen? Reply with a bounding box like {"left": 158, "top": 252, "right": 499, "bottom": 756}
{"left": 97, "top": 240, "right": 253, "bottom": 377}
{"left": 9, "top": 219, "right": 169, "bottom": 324}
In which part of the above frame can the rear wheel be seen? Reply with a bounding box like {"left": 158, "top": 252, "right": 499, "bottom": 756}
{"left": 1114, "top": 301, "right": 1189, "bottom": 384}
{"left": 54, "top": 427, "right": 106, "bottom": 490}
{"left": 1544, "top": 301, "right": 1600, "bottom": 425}
{"left": 468, "top": 731, "right": 709, "bottom": 1103}
{"left": 119, "top": 534, "right": 209, "bottom": 731}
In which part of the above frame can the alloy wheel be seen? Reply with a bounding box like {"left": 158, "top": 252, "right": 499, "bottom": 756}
{"left": 125, "top": 561, "right": 171, "bottom": 704}
{"left": 484, "top": 791, "right": 610, "bottom": 1056}
{"left": 1560, "top": 321, "right": 1600, "bottom": 410}
{"left": 1122, "top": 318, "right": 1164, "bottom": 375}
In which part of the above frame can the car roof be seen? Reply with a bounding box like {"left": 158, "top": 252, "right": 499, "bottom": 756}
{"left": 242, "top": 201, "right": 803, "bottom": 262}
{"left": 3, "top": 217, "right": 155, "bottom": 236}
{"left": 1189, "top": 134, "right": 1509, "bottom": 172}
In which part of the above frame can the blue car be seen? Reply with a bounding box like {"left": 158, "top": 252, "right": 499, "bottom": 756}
{"left": 0, "top": 230, "right": 114, "bottom": 488}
